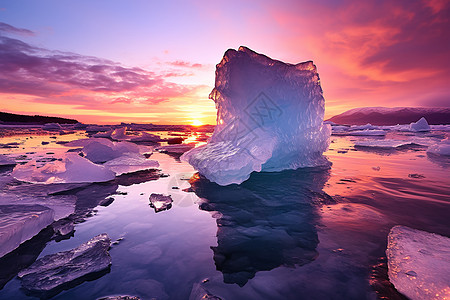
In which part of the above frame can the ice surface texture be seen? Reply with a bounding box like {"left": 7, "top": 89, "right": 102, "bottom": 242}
{"left": 12, "top": 153, "right": 116, "bottom": 184}
{"left": 0, "top": 154, "right": 15, "bottom": 166}
{"left": 0, "top": 205, "right": 54, "bottom": 258}
{"left": 149, "top": 193, "right": 173, "bottom": 213}
{"left": 182, "top": 46, "right": 330, "bottom": 185}
{"left": 427, "top": 138, "right": 450, "bottom": 156}
{"left": 18, "top": 234, "right": 111, "bottom": 295}
{"left": 386, "top": 226, "right": 450, "bottom": 300}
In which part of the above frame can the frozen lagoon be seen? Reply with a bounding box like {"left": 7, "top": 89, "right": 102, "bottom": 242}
{"left": 0, "top": 126, "right": 449, "bottom": 299}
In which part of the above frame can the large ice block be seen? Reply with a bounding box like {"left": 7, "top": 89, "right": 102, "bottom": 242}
{"left": 182, "top": 46, "right": 330, "bottom": 185}
{"left": 386, "top": 226, "right": 450, "bottom": 300}
{"left": 0, "top": 205, "right": 55, "bottom": 258}
{"left": 18, "top": 234, "right": 111, "bottom": 295}
{"left": 12, "top": 153, "right": 116, "bottom": 184}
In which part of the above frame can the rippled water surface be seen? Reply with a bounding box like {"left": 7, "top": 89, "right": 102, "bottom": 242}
{"left": 0, "top": 129, "right": 449, "bottom": 299}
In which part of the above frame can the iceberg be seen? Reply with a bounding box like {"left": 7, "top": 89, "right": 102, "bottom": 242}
{"left": 427, "top": 138, "right": 450, "bottom": 156}
{"left": 12, "top": 153, "right": 116, "bottom": 184}
{"left": 0, "top": 205, "right": 55, "bottom": 258}
{"left": 386, "top": 226, "right": 450, "bottom": 300}
{"left": 409, "top": 117, "right": 431, "bottom": 132}
{"left": 182, "top": 46, "right": 330, "bottom": 185}
{"left": 18, "top": 234, "right": 111, "bottom": 295}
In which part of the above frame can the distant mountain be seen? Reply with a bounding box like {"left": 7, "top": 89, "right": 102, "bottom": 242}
{"left": 0, "top": 112, "right": 78, "bottom": 125}
{"left": 326, "top": 107, "right": 450, "bottom": 125}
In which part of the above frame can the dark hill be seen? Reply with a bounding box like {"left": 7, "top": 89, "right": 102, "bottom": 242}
{"left": 327, "top": 107, "right": 450, "bottom": 125}
{"left": 0, "top": 112, "right": 78, "bottom": 125}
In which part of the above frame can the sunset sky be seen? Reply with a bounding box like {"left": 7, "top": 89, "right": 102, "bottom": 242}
{"left": 0, "top": 0, "right": 449, "bottom": 124}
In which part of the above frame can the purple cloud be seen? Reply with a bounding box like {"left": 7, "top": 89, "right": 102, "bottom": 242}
{"left": 0, "top": 23, "right": 204, "bottom": 108}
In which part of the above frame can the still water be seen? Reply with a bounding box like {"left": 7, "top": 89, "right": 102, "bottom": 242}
{"left": 0, "top": 129, "right": 449, "bottom": 299}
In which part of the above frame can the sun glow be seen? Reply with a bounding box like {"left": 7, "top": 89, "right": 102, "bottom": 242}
{"left": 191, "top": 120, "right": 203, "bottom": 126}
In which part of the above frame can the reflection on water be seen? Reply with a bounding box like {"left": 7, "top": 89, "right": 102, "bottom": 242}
{"left": 0, "top": 129, "right": 449, "bottom": 299}
{"left": 190, "top": 168, "right": 330, "bottom": 286}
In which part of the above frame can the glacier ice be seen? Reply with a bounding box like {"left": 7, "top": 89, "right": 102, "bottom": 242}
{"left": 409, "top": 117, "right": 431, "bottom": 132}
{"left": 427, "top": 138, "right": 450, "bottom": 156}
{"left": 0, "top": 205, "right": 55, "bottom": 258}
{"left": 181, "top": 46, "right": 330, "bottom": 185}
{"left": 11, "top": 153, "right": 116, "bottom": 184}
{"left": 386, "top": 226, "right": 450, "bottom": 300}
{"left": 18, "top": 233, "right": 111, "bottom": 295}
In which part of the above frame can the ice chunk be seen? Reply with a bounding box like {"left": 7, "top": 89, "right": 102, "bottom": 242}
{"left": 42, "top": 123, "right": 62, "bottom": 130}
{"left": 409, "top": 117, "right": 431, "bottom": 132}
{"left": 0, "top": 205, "right": 55, "bottom": 258}
{"left": 149, "top": 193, "right": 173, "bottom": 212}
{"left": 157, "top": 142, "right": 196, "bottom": 154}
{"left": 0, "top": 154, "right": 15, "bottom": 166}
{"left": 85, "top": 125, "right": 111, "bottom": 133}
{"left": 129, "top": 132, "right": 162, "bottom": 143}
{"left": 355, "top": 138, "right": 435, "bottom": 149}
{"left": 0, "top": 193, "right": 76, "bottom": 221}
{"left": 386, "top": 226, "right": 450, "bottom": 300}
{"left": 12, "top": 153, "right": 116, "bottom": 184}
{"left": 103, "top": 153, "right": 159, "bottom": 176}
{"left": 66, "top": 138, "right": 140, "bottom": 163}
{"left": 18, "top": 234, "right": 111, "bottom": 295}
{"left": 73, "top": 122, "right": 88, "bottom": 129}
{"left": 110, "top": 127, "right": 128, "bottom": 140}
{"left": 189, "top": 282, "right": 222, "bottom": 300}
{"left": 427, "top": 138, "right": 450, "bottom": 156}
{"left": 92, "top": 129, "right": 114, "bottom": 138}
{"left": 182, "top": 46, "right": 330, "bottom": 185}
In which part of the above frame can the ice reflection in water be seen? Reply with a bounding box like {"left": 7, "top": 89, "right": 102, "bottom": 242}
{"left": 190, "top": 168, "right": 330, "bottom": 286}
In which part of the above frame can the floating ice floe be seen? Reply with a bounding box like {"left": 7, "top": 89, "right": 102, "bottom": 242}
{"left": 0, "top": 205, "right": 55, "bottom": 258}
{"left": 103, "top": 153, "right": 159, "bottom": 176}
{"left": 18, "top": 234, "right": 111, "bottom": 295}
{"left": 182, "top": 46, "right": 330, "bottom": 185}
{"left": 12, "top": 153, "right": 116, "bottom": 184}
{"left": 427, "top": 138, "right": 450, "bottom": 156}
{"left": 354, "top": 137, "right": 436, "bottom": 149}
{"left": 0, "top": 154, "right": 16, "bottom": 166}
{"left": 409, "top": 117, "right": 431, "bottom": 132}
{"left": 386, "top": 226, "right": 450, "bottom": 300}
{"left": 42, "top": 123, "right": 62, "bottom": 131}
